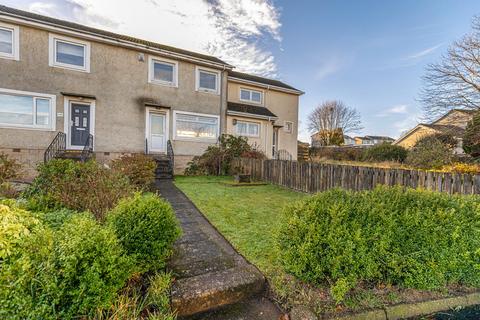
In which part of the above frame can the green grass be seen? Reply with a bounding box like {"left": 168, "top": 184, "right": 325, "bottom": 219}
{"left": 174, "top": 175, "right": 306, "bottom": 275}
{"left": 173, "top": 176, "right": 459, "bottom": 316}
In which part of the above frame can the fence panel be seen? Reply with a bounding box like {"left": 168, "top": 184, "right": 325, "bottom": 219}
{"left": 233, "top": 158, "right": 480, "bottom": 195}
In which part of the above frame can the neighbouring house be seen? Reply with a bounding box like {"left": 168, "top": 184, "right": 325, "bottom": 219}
{"left": 310, "top": 129, "right": 344, "bottom": 147}
{"left": 343, "top": 135, "right": 355, "bottom": 145}
{"left": 393, "top": 109, "right": 475, "bottom": 154}
{"left": 354, "top": 135, "right": 395, "bottom": 146}
{"left": 0, "top": 5, "right": 303, "bottom": 177}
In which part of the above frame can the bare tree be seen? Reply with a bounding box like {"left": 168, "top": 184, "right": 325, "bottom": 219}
{"left": 308, "top": 100, "right": 363, "bottom": 146}
{"left": 420, "top": 16, "right": 480, "bottom": 119}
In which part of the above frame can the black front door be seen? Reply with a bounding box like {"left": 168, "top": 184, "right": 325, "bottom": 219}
{"left": 71, "top": 103, "right": 90, "bottom": 146}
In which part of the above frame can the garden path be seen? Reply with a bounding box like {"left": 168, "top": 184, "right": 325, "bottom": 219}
{"left": 156, "top": 180, "right": 282, "bottom": 319}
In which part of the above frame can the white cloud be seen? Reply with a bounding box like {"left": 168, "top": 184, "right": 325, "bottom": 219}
{"left": 314, "top": 57, "right": 344, "bottom": 81}
{"left": 26, "top": 0, "right": 282, "bottom": 77}
{"left": 376, "top": 104, "right": 409, "bottom": 117}
{"left": 406, "top": 43, "right": 443, "bottom": 60}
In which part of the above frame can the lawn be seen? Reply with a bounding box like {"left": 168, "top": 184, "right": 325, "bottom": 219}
{"left": 174, "top": 175, "right": 307, "bottom": 276}
{"left": 174, "top": 176, "right": 477, "bottom": 317}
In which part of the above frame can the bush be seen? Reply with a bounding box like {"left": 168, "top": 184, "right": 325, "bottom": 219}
{"left": 0, "top": 153, "right": 21, "bottom": 183}
{"left": 406, "top": 139, "right": 453, "bottom": 169}
{"left": 441, "top": 162, "right": 480, "bottom": 175}
{"left": 276, "top": 186, "right": 480, "bottom": 302}
{"left": 463, "top": 110, "right": 480, "bottom": 157}
{"left": 361, "top": 143, "right": 408, "bottom": 162}
{"left": 107, "top": 193, "right": 180, "bottom": 271}
{"left": 111, "top": 154, "right": 157, "bottom": 190}
{"left": 0, "top": 154, "right": 22, "bottom": 199}
{"left": 0, "top": 203, "right": 133, "bottom": 319}
{"left": 185, "top": 134, "right": 264, "bottom": 175}
{"left": 25, "top": 159, "right": 134, "bottom": 220}
{"left": 310, "top": 146, "right": 364, "bottom": 162}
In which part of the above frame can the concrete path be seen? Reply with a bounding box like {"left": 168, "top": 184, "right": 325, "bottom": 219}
{"left": 155, "top": 180, "right": 282, "bottom": 319}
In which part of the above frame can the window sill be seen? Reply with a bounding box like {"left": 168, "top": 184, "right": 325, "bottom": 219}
{"left": 0, "top": 124, "right": 55, "bottom": 131}
{"left": 50, "top": 63, "right": 89, "bottom": 73}
{"left": 196, "top": 88, "right": 220, "bottom": 95}
{"left": 148, "top": 80, "right": 178, "bottom": 88}
{"left": 174, "top": 136, "right": 218, "bottom": 143}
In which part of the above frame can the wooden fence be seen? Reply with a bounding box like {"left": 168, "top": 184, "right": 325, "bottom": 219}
{"left": 234, "top": 158, "right": 480, "bottom": 195}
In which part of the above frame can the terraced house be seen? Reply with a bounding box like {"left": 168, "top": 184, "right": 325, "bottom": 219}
{"left": 0, "top": 5, "right": 302, "bottom": 176}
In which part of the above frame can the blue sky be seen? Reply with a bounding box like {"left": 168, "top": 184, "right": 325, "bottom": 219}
{"left": 3, "top": 0, "right": 480, "bottom": 142}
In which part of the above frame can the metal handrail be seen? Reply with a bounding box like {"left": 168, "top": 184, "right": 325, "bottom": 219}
{"left": 80, "top": 134, "right": 94, "bottom": 162}
{"left": 44, "top": 132, "right": 66, "bottom": 163}
{"left": 167, "top": 140, "right": 174, "bottom": 173}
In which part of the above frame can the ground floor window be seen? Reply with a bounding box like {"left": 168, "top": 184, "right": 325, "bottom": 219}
{"left": 174, "top": 111, "right": 219, "bottom": 140}
{"left": 0, "top": 89, "right": 55, "bottom": 130}
{"left": 235, "top": 120, "right": 260, "bottom": 137}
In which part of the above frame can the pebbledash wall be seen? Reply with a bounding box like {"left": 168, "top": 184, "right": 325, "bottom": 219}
{"left": 0, "top": 5, "right": 302, "bottom": 178}
{"left": 0, "top": 19, "right": 228, "bottom": 176}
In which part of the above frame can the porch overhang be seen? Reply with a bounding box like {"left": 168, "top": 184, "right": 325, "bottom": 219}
{"left": 61, "top": 92, "right": 96, "bottom": 100}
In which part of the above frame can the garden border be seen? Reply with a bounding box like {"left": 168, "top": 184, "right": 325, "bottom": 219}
{"left": 290, "top": 291, "right": 480, "bottom": 320}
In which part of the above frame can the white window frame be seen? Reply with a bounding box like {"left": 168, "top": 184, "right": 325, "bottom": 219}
{"left": 0, "top": 88, "right": 56, "bottom": 131}
{"left": 284, "top": 121, "right": 293, "bottom": 134}
{"left": 173, "top": 110, "right": 220, "bottom": 142}
{"left": 148, "top": 56, "right": 178, "bottom": 87}
{"left": 235, "top": 120, "right": 260, "bottom": 138}
{"left": 195, "top": 66, "right": 220, "bottom": 94}
{"left": 49, "top": 34, "right": 90, "bottom": 72}
{"left": 0, "top": 22, "right": 19, "bottom": 61}
{"left": 239, "top": 87, "right": 263, "bottom": 105}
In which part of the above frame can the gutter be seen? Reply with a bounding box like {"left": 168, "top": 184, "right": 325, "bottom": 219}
{"left": 228, "top": 76, "right": 304, "bottom": 95}
{"left": 0, "top": 13, "right": 234, "bottom": 71}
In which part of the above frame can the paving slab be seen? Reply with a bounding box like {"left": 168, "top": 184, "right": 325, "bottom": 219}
{"left": 156, "top": 180, "right": 278, "bottom": 317}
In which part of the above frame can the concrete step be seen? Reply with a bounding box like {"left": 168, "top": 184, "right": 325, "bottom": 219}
{"left": 171, "top": 265, "right": 265, "bottom": 317}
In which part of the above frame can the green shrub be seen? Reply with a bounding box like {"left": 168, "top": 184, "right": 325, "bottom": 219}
{"left": 276, "top": 187, "right": 480, "bottom": 302}
{"left": 0, "top": 202, "right": 133, "bottom": 319}
{"left": 406, "top": 139, "right": 453, "bottom": 169}
{"left": 0, "top": 153, "right": 21, "bottom": 183}
{"left": 310, "top": 146, "right": 364, "bottom": 161}
{"left": 111, "top": 154, "right": 157, "bottom": 190}
{"left": 185, "top": 134, "right": 264, "bottom": 175}
{"left": 107, "top": 193, "right": 181, "bottom": 271}
{"left": 362, "top": 143, "right": 408, "bottom": 162}
{"left": 463, "top": 110, "right": 480, "bottom": 157}
{"left": 25, "top": 159, "right": 134, "bottom": 220}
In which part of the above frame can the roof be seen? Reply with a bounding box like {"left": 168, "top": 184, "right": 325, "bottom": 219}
{"left": 364, "top": 135, "right": 395, "bottom": 140}
{"left": 227, "top": 102, "right": 277, "bottom": 118}
{"left": 421, "top": 124, "right": 465, "bottom": 137}
{"left": 228, "top": 70, "right": 303, "bottom": 93}
{"left": 0, "top": 5, "right": 230, "bottom": 67}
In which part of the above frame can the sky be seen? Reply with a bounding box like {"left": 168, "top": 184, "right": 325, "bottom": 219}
{"left": 3, "top": 0, "right": 480, "bottom": 142}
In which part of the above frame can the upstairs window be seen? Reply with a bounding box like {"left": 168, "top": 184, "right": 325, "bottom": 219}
{"left": 284, "top": 121, "right": 293, "bottom": 133}
{"left": 148, "top": 57, "right": 178, "bottom": 86}
{"left": 236, "top": 121, "right": 260, "bottom": 137}
{"left": 196, "top": 67, "right": 220, "bottom": 94}
{"left": 240, "top": 88, "right": 262, "bottom": 104}
{"left": 0, "top": 89, "right": 55, "bottom": 130}
{"left": 49, "top": 34, "right": 90, "bottom": 72}
{"left": 0, "top": 22, "right": 19, "bottom": 60}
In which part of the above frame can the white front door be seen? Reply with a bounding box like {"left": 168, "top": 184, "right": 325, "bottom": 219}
{"left": 149, "top": 113, "right": 166, "bottom": 153}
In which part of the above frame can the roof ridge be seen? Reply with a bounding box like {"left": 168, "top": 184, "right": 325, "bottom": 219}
{"left": 0, "top": 4, "right": 230, "bottom": 66}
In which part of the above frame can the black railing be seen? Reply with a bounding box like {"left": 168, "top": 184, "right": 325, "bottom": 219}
{"left": 80, "top": 134, "right": 94, "bottom": 162}
{"left": 44, "top": 132, "right": 66, "bottom": 163}
{"left": 274, "top": 149, "right": 293, "bottom": 161}
{"left": 145, "top": 138, "right": 148, "bottom": 154}
{"left": 167, "top": 140, "right": 174, "bottom": 173}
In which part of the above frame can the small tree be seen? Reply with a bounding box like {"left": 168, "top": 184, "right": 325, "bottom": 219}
{"left": 463, "top": 111, "right": 480, "bottom": 157}
{"left": 308, "top": 100, "right": 362, "bottom": 146}
{"left": 406, "top": 134, "right": 454, "bottom": 169}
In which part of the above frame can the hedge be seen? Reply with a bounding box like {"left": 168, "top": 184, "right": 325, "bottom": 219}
{"left": 276, "top": 186, "right": 480, "bottom": 302}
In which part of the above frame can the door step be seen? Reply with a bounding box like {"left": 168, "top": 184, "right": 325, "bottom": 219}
{"left": 171, "top": 265, "right": 264, "bottom": 317}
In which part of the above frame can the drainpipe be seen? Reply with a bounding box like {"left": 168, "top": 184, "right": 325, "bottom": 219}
{"left": 220, "top": 65, "right": 228, "bottom": 135}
